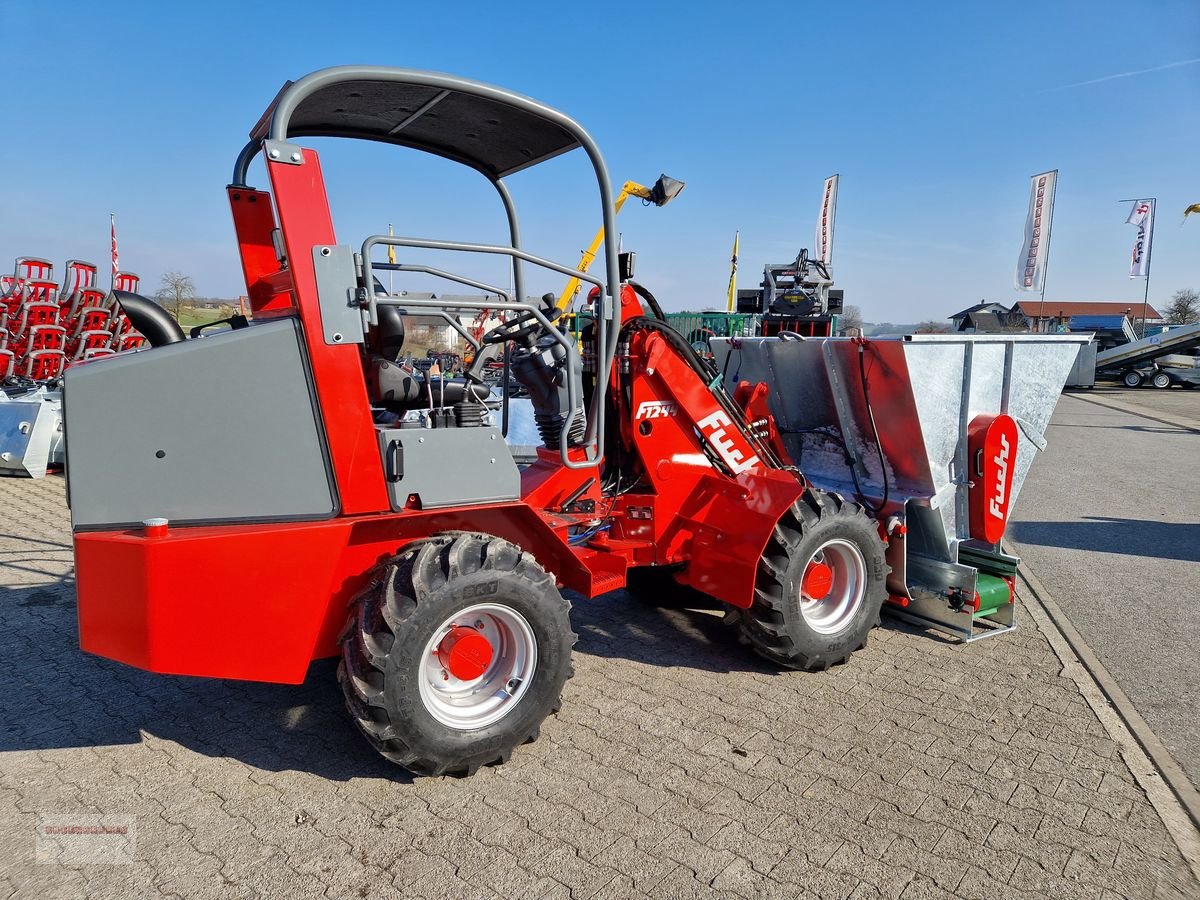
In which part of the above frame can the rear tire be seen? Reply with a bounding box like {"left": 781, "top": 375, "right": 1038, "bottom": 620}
{"left": 338, "top": 533, "right": 575, "bottom": 776}
{"left": 1123, "top": 370, "right": 1144, "bottom": 388}
{"left": 1151, "top": 372, "right": 1172, "bottom": 389}
{"left": 731, "top": 490, "right": 888, "bottom": 670}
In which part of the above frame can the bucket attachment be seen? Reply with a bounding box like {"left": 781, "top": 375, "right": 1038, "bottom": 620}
{"left": 713, "top": 333, "right": 1086, "bottom": 641}
{"left": 0, "top": 388, "right": 64, "bottom": 478}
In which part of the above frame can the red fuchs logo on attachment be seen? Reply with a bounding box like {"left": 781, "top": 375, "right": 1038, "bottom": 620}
{"left": 967, "top": 413, "right": 1019, "bottom": 544}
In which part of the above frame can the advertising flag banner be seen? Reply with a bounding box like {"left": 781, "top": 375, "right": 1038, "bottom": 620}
{"left": 1126, "top": 199, "right": 1154, "bottom": 277}
{"left": 110, "top": 214, "right": 119, "bottom": 282}
{"left": 726, "top": 230, "right": 739, "bottom": 312}
{"left": 1015, "top": 170, "right": 1056, "bottom": 291}
{"left": 815, "top": 175, "right": 838, "bottom": 265}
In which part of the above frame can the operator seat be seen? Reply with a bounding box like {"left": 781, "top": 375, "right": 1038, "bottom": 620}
{"left": 363, "top": 300, "right": 491, "bottom": 412}
{"left": 367, "top": 359, "right": 490, "bottom": 411}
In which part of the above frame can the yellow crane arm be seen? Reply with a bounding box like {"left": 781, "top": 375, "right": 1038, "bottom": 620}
{"left": 556, "top": 181, "right": 653, "bottom": 310}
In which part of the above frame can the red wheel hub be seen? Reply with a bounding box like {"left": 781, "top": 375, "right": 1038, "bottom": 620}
{"left": 802, "top": 561, "right": 834, "bottom": 600}
{"left": 437, "top": 626, "right": 494, "bottom": 681}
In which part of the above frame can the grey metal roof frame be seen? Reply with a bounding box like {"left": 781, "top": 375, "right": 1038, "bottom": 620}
{"left": 230, "top": 66, "right": 621, "bottom": 468}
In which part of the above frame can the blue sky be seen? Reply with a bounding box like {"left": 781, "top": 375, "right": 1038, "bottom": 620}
{"left": 1, "top": 1, "right": 1196, "bottom": 322}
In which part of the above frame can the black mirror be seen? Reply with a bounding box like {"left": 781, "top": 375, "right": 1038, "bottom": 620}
{"left": 619, "top": 252, "right": 636, "bottom": 282}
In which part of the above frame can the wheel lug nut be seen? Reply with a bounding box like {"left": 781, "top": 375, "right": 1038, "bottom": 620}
{"left": 474, "top": 620, "right": 485, "bottom": 629}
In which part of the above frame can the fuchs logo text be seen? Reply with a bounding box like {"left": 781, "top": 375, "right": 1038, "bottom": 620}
{"left": 697, "top": 410, "right": 760, "bottom": 475}
{"left": 988, "top": 434, "right": 1010, "bottom": 519}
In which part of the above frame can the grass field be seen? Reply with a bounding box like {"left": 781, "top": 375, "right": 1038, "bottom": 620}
{"left": 176, "top": 306, "right": 235, "bottom": 330}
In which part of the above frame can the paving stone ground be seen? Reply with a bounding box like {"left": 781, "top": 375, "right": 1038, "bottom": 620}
{"left": 0, "top": 477, "right": 1196, "bottom": 899}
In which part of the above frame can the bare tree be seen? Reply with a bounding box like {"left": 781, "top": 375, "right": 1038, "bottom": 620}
{"left": 838, "top": 304, "right": 863, "bottom": 335}
{"left": 915, "top": 319, "right": 951, "bottom": 334}
{"left": 155, "top": 272, "right": 196, "bottom": 322}
{"left": 1163, "top": 289, "right": 1199, "bottom": 325}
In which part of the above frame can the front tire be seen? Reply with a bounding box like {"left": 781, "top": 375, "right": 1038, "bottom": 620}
{"left": 1123, "top": 370, "right": 1144, "bottom": 388}
{"left": 1151, "top": 371, "right": 1172, "bottom": 389}
{"left": 338, "top": 533, "right": 575, "bottom": 776}
{"left": 732, "top": 490, "right": 888, "bottom": 670}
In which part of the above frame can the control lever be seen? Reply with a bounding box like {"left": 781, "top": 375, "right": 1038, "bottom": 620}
{"left": 465, "top": 343, "right": 503, "bottom": 384}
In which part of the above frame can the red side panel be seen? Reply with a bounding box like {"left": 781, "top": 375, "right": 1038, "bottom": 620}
{"left": 265, "top": 149, "right": 390, "bottom": 515}
{"left": 75, "top": 522, "right": 353, "bottom": 683}
{"left": 74, "top": 505, "right": 592, "bottom": 684}
{"left": 673, "top": 469, "right": 804, "bottom": 608}
{"left": 227, "top": 186, "right": 295, "bottom": 317}
{"left": 968, "top": 413, "right": 1018, "bottom": 543}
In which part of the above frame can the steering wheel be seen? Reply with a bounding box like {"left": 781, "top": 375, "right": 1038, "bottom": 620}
{"left": 481, "top": 305, "right": 560, "bottom": 347}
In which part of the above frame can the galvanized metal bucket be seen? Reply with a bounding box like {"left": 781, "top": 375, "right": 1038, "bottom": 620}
{"left": 713, "top": 333, "right": 1086, "bottom": 641}
{"left": 0, "top": 386, "right": 64, "bottom": 479}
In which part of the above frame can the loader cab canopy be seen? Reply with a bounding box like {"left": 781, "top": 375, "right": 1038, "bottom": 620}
{"left": 230, "top": 66, "right": 622, "bottom": 473}
{"left": 248, "top": 68, "right": 581, "bottom": 179}
{"left": 240, "top": 66, "right": 590, "bottom": 181}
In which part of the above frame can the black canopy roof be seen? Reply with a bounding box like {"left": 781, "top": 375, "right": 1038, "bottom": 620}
{"left": 251, "top": 67, "right": 583, "bottom": 179}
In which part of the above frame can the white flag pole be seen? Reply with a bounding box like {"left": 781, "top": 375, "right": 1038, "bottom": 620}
{"left": 1036, "top": 173, "right": 1058, "bottom": 332}
{"left": 1121, "top": 197, "right": 1156, "bottom": 338}
{"left": 1016, "top": 171, "right": 1057, "bottom": 331}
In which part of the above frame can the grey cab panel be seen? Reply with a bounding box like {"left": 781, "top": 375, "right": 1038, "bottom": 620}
{"left": 377, "top": 426, "right": 519, "bottom": 510}
{"left": 65, "top": 318, "right": 336, "bottom": 528}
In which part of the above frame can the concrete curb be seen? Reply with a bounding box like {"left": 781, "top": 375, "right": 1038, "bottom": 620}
{"left": 1067, "top": 390, "right": 1200, "bottom": 433}
{"left": 1014, "top": 556, "right": 1200, "bottom": 882}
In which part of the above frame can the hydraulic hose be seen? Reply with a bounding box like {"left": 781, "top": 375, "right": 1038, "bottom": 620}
{"left": 853, "top": 339, "right": 891, "bottom": 515}
{"left": 626, "top": 280, "right": 666, "bottom": 321}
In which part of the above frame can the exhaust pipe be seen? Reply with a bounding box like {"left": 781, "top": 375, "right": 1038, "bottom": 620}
{"left": 111, "top": 290, "right": 185, "bottom": 347}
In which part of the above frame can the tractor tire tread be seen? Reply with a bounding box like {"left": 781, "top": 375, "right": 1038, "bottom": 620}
{"left": 340, "top": 533, "right": 575, "bottom": 777}
{"left": 735, "top": 488, "right": 888, "bottom": 671}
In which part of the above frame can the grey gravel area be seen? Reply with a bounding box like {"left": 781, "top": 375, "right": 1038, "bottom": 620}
{"left": 1009, "top": 389, "right": 1200, "bottom": 793}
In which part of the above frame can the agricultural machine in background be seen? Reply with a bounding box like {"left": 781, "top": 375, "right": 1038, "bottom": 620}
{"left": 65, "top": 66, "right": 1082, "bottom": 777}
{"left": 0, "top": 261, "right": 146, "bottom": 477}
{"left": 737, "top": 248, "right": 845, "bottom": 337}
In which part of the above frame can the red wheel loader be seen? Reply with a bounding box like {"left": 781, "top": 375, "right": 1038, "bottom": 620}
{"left": 64, "top": 67, "right": 1084, "bottom": 776}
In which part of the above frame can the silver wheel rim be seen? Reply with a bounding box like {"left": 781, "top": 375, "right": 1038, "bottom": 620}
{"left": 799, "top": 539, "right": 866, "bottom": 635}
{"left": 418, "top": 603, "right": 537, "bottom": 730}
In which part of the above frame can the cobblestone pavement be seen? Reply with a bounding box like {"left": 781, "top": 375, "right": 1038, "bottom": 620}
{"left": 0, "top": 477, "right": 1196, "bottom": 899}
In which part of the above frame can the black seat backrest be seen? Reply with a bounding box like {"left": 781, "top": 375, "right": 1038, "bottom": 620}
{"left": 369, "top": 303, "right": 406, "bottom": 360}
